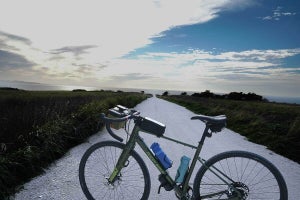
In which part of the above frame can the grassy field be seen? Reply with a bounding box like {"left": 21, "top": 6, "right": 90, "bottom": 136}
{"left": 160, "top": 95, "right": 300, "bottom": 164}
{"left": 0, "top": 88, "right": 149, "bottom": 199}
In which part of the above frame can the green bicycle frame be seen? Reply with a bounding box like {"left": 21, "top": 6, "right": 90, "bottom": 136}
{"left": 108, "top": 123, "right": 234, "bottom": 199}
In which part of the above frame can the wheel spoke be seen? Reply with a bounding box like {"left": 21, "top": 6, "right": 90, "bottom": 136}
{"left": 79, "top": 141, "right": 150, "bottom": 200}
{"left": 194, "top": 151, "right": 287, "bottom": 200}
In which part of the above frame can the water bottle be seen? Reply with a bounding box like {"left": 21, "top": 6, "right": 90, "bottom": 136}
{"left": 150, "top": 142, "right": 172, "bottom": 169}
{"left": 175, "top": 155, "right": 190, "bottom": 183}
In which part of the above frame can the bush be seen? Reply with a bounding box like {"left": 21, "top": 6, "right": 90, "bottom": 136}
{"left": 0, "top": 90, "right": 149, "bottom": 198}
{"left": 160, "top": 95, "right": 300, "bottom": 164}
{"left": 162, "top": 91, "right": 168, "bottom": 96}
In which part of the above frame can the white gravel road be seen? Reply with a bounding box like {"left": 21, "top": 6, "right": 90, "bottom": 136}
{"left": 12, "top": 96, "right": 300, "bottom": 199}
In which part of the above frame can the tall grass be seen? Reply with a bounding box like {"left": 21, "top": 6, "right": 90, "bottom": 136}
{"left": 0, "top": 89, "right": 149, "bottom": 198}
{"left": 161, "top": 95, "right": 300, "bottom": 164}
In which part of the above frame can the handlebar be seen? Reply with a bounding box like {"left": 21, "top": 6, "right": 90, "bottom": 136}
{"left": 100, "top": 109, "right": 140, "bottom": 142}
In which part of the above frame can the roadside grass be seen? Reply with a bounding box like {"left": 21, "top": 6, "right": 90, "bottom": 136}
{"left": 160, "top": 95, "right": 300, "bottom": 164}
{"left": 0, "top": 89, "right": 149, "bottom": 199}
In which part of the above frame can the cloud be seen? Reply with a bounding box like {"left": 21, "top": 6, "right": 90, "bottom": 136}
{"left": 217, "top": 49, "right": 300, "bottom": 61}
{"left": 0, "top": 31, "right": 31, "bottom": 52}
{"left": 50, "top": 45, "right": 98, "bottom": 57}
{"left": 135, "top": 48, "right": 300, "bottom": 64}
{"left": 0, "top": 0, "right": 253, "bottom": 61}
{"left": 0, "top": 50, "right": 35, "bottom": 70}
{"left": 0, "top": 31, "right": 31, "bottom": 45}
{"left": 1, "top": 0, "right": 298, "bottom": 96}
{"left": 260, "top": 6, "right": 297, "bottom": 21}
{"left": 103, "top": 48, "right": 300, "bottom": 92}
{"left": 2, "top": 25, "right": 299, "bottom": 93}
{"left": 110, "top": 73, "right": 155, "bottom": 82}
{"left": 0, "top": 0, "right": 257, "bottom": 85}
{"left": 0, "top": 1, "right": 261, "bottom": 82}
{"left": 0, "top": 31, "right": 107, "bottom": 82}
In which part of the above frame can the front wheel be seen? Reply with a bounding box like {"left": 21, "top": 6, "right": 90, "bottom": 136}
{"left": 193, "top": 151, "right": 288, "bottom": 200}
{"left": 79, "top": 141, "right": 151, "bottom": 200}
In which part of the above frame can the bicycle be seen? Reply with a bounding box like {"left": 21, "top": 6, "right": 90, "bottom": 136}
{"left": 79, "top": 105, "right": 288, "bottom": 200}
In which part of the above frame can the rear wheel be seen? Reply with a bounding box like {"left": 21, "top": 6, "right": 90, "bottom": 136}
{"left": 193, "top": 151, "right": 287, "bottom": 200}
{"left": 79, "top": 141, "right": 151, "bottom": 200}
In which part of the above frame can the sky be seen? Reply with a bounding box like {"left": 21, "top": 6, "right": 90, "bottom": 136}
{"left": 0, "top": 0, "right": 299, "bottom": 97}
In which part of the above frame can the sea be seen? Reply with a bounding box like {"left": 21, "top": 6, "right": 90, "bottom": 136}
{"left": 1, "top": 80, "right": 300, "bottom": 105}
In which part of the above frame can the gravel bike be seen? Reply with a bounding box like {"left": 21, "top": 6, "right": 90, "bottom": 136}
{"left": 79, "top": 105, "right": 288, "bottom": 200}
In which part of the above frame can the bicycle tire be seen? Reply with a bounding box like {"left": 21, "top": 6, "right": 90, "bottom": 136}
{"left": 193, "top": 151, "right": 288, "bottom": 200}
{"left": 79, "top": 141, "right": 151, "bottom": 200}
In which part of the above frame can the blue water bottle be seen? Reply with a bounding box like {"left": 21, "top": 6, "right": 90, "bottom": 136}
{"left": 150, "top": 143, "right": 172, "bottom": 169}
{"left": 175, "top": 155, "right": 190, "bottom": 183}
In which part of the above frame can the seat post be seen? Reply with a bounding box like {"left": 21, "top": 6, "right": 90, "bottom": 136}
{"left": 182, "top": 125, "right": 210, "bottom": 193}
{"left": 199, "top": 125, "right": 210, "bottom": 145}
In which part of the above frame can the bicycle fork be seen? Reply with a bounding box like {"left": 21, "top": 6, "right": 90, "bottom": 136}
{"left": 107, "top": 126, "right": 140, "bottom": 183}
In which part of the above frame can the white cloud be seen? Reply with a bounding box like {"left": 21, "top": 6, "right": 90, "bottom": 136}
{"left": 216, "top": 49, "right": 300, "bottom": 61}
{"left": 260, "top": 6, "right": 297, "bottom": 21}
{"left": 97, "top": 48, "right": 300, "bottom": 95}
{"left": 133, "top": 48, "right": 300, "bottom": 64}
{"left": 2, "top": 27, "right": 299, "bottom": 91}
{"left": 0, "top": 0, "right": 235, "bottom": 60}
{"left": 1, "top": 0, "right": 252, "bottom": 85}
{"left": 1, "top": 0, "right": 299, "bottom": 96}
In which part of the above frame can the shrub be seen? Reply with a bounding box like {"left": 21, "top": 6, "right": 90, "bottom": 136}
{"left": 162, "top": 91, "right": 168, "bottom": 96}
{"left": 160, "top": 95, "right": 300, "bottom": 164}
{"left": 0, "top": 90, "right": 148, "bottom": 198}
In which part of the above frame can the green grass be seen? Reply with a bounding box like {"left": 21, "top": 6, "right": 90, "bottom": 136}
{"left": 160, "top": 95, "right": 300, "bottom": 164}
{"left": 0, "top": 89, "right": 150, "bottom": 199}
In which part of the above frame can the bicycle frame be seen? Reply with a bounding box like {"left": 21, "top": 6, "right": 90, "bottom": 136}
{"left": 108, "top": 122, "right": 233, "bottom": 199}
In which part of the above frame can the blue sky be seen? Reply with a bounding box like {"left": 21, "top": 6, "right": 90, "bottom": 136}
{"left": 132, "top": 4, "right": 300, "bottom": 53}
{"left": 0, "top": 0, "right": 299, "bottom": 97}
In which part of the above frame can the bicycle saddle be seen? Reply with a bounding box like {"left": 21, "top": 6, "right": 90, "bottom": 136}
{"left": 191, "top": 114, "right": 227, "bottom": 132}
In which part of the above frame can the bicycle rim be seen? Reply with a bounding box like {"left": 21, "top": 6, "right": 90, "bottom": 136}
{"left": 193, "top": 151, "right": 287, "bottom": 200}
{"left": 79, "top": 141, "right": 150, "bottom": 200}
